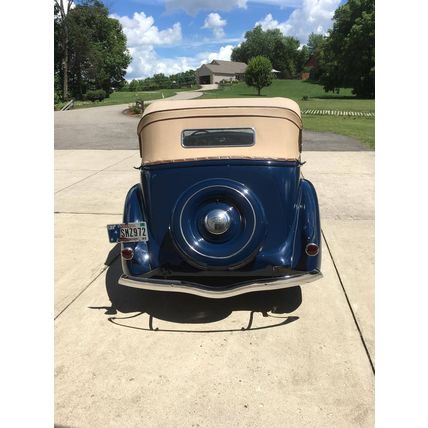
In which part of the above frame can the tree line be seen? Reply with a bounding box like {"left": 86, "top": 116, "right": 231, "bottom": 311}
{"left": 232, "top": 0, "right": 374, "bottom": 98}
{"left": 122, "top": 70, "right": 196, "bottom": 92}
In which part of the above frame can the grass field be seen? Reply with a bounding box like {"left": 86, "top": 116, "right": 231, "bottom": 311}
{"left": 54, "top": 88, "right": 192, "bottom": 110}
{"left": 201, "top": 80, "right": 375, "bottom": 148}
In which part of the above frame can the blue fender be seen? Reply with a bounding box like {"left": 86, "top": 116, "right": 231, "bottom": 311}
{"left": 292, "top": 178, "right": 322, "bottom": 271}
{"left": 121, "top": 184, "right": 152, "bottom": 276}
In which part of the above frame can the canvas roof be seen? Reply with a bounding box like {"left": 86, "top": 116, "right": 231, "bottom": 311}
{"left": 137, "top": 98, "right": 302, "bottom": 164}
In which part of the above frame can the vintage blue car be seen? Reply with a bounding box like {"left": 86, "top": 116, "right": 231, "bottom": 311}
{"left": 107, "top": 97, "right": 322, "bottom": 298}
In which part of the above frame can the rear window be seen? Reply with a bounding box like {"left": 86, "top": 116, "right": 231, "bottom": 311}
{"left": 182, "top": 128, "right": 255, "bottom": 148}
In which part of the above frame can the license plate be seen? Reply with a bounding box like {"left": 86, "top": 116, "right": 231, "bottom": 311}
{"left": 107, "top": 222, "right": 148, "bottom": 243}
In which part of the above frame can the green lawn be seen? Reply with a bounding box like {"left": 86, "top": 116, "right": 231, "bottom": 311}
{"left": 54, "top": 87, "right": 194, "bottom": 110}
{"left": 201, "top": 80, "right": 375, "bottom": 148}
{"left": 202, "top": 79, "right": 353, "bottom": 98}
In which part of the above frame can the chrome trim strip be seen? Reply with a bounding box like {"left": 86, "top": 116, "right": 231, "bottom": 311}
{"left": 118, "top": 271, "right": 322, "bottom": 299}
{"left": 142, "top": 157, "right": 300, "bottom": 165}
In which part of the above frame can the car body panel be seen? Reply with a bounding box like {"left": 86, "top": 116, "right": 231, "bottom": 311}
{"left": 107, "top": 98, "right": 322, "bottom": 298}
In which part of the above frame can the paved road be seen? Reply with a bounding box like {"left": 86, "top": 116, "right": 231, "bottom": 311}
{"left": 55, "top": 102, "right": 369, "bottom": 151}
{"left": 54, "top": 103, "right": 374, "bottom": 426}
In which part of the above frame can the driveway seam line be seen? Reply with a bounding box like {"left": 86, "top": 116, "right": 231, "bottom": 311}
{"left": 54, "top": 153, "right": 138, "bottom": 194}
{"left": 55, "top": 170, "right": 101, "bottom": 194}
{"left": 322, "top": 229, "right": 375, "bottom": 375}
{"left": 54, "top": 254, "right": 120, "bottom": 321}
{"left": 54, "top": 211, "right": 121, "bottom": 215}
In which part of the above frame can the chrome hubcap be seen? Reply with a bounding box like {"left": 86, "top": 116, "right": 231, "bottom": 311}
{"left": 204, "top": 209, "right": 231, "bottom": 235}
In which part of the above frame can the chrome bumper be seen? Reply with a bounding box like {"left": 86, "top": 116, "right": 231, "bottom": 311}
{"left": 118, "top": 270, "right": 322, "bottom": 299}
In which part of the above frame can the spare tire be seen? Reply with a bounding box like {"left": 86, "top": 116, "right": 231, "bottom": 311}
{"left": 170, "top": 178, "right": 266, "bottom": 269}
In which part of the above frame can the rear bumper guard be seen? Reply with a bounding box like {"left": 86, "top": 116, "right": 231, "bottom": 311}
{"left": 118, "top": 270, "right": 322, "bottom": 299}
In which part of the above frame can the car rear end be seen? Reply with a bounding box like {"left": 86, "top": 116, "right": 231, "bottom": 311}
{"left": 107, "top": 98, "right": 322, "bottom": 298}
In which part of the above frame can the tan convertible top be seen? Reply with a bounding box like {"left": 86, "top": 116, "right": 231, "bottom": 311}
{"left": 137, "top": 97, "right": 302, "bottom": 164}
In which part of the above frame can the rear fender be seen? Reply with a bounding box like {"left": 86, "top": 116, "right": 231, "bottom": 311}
{"left": 122, "top": 184, "right": 151, "bottom": 276}
{"left": 292, "top": 179, "right": 321, "bottom": 271}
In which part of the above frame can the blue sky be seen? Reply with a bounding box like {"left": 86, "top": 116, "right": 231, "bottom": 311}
{"left": 102, "top": 0, "right": 344, "bottom": 80}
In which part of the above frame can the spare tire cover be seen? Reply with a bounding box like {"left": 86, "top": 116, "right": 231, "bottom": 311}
{"left": 171, "top": 178, "right": 266, "bottom": 269}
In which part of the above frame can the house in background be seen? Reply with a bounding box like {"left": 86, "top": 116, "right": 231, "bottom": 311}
{"left": 195, "top": 60, "right": 247, "bottom": 84}
{"left": 301, "top": 55, "right": 318, "bottom": 81}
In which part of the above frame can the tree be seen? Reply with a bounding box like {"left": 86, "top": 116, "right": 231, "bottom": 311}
{"left": 302, "top": 33, "right": 327, "bottom": 81}
{"left": 320, "top": 0, "right": 375, "bottom": 98}
{"left": 272, "top": 35, "right": 304, "bottom": 78}
{"left": 245, "top": 56, "right": 273, "bottom": 96}
{"left": 170, "top": 70, "right": 196, "bottom": 88}
{"left": 119, "top": 80, "right": 130, "bottom": 92}
{"left": 54, "top": 0, "right": 74, "bottom": 100}
{"left": 152, "top": 73, "right": 170, "bottom": 88}
{"left": 231, "top": 26, "right": 304, "bottom": 78}
{"left": 307, "top": 33, "right": 326, "bottom": 56}
{"left": 54, "top": 0, "right": 131, "bottom": 100}
{"left": 128, "top": 79, "right": 140, "bottom": 92}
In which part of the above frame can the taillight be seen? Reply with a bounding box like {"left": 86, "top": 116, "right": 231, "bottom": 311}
{"left": 121, "top": 247, "right": 134, "bottom": 260}
{"left": 305, "top": 243, "right": 319, "bottom": 256}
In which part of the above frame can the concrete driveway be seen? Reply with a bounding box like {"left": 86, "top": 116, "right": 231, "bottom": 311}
{"left": 55, "top": 106, "right": 374, "bottom": 427}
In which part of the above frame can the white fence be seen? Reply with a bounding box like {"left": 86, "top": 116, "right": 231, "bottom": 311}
{"left": 302, "top": 109, "right": 374, "bottom": 117}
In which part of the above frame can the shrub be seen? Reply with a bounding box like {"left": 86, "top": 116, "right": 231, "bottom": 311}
{"left": 128, "top": 101, "right": 143, "bottom": 115}
{"left": 302, "top": 95, "right": 309, "bottom": 101}
{"left": 135, "top": 99, "right": 145, "bottom": 112}
{"left": 54, "top": 102, "right": 65, "bottom": 111}
{"left": 86, "top": 89, "right": 107, "bottom": 102}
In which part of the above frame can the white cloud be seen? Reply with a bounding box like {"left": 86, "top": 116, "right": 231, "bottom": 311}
{"left": 109, "top": 10, "right": 238, "bottom": 80}
{"left": 110, "top": 11, "right": 186, "bottom": 79}
{"left": 249, "top": 0, "right": 302, "bottom": 7}
{"left": 207, "top": 45, "right": 234, "bottom": 62}
{"left": 255, "top": 13, "right": 291, "bottom": 33}
{"left": 125, "top": 45, "right": 236, "bottom": 80}
{"left": 110, "top": 12, "right": 182, "bottom": 47}
{"left": 126, "top": 45, "right": 196, "bottom": 78}
{"left": 165, "top": 0, "right": 247, "bottom": 16}
{"left": 202, "top": 13, "right": 227, "bottom": 39}
{"left": 255, "top": 0, "right": 340, "bottom": 43}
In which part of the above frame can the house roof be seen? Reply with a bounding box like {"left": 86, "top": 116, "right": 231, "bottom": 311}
{"left": 201, "top": 60, "right": 247, "bottom": 75}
